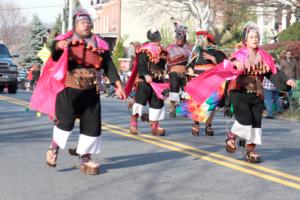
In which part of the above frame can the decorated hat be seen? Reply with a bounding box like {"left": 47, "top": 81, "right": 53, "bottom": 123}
{"left": 171, "top": 18, "right": 188, "bottom": 40}
{"left": 147, "top": 27, "right": 162, "bottom": 42}
{"left": 241, "top": 23, "right": 260, "bottom": 43}
{"left": 195, "top": 24, "right": 214, "bottom": 43}
{"left": 72, "top": 9, "right": 92, "bottom": 28}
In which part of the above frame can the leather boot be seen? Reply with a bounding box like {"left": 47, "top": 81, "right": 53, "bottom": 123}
{"left": 46, "top": 147, "right": 59, "bottom": 167}
{"left": 205, "top": 123, "right": 214, "bottom": 136}
{"left": 150, "top": 121, "right": 165, "bottom": 136}
{"left": 244, "top": 144, "right": 261, "bottom": 163}
{"left": 80, "top": 154, "right": 100, "bottom": 175}
{"left": 192, "top": 121, "right": 200, "bottom": 136}
{"left": 130, "top": 114, "right": 139, "bottom": 135}
{"left": 225, "top": 131, "right": 237, "bottom": 153}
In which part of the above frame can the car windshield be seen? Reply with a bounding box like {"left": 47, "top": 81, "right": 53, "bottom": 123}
{"left": 0, "top": 44, "right": 11, "bottom": 58}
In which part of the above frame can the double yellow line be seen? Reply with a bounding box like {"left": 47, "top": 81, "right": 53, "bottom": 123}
{"left": 1, "top": 94, "right": 300, "bottom": 190}
{"left": 0, "top": 95, "right": 30, "bottom": 107}
{"left": 102, "top": 123, "right": 300, "bottom": 190}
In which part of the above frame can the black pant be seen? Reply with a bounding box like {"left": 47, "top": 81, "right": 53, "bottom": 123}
{"left": 169, "top": 72, "right": 187, "bottom": 93}
{"left": 135, "top": 80, "right": 164, "bottom": 109}
{"left": 55, "top": 87, "right": 101, "bottom": 137}
{"left": 229, "top": 91, "right": 264, "bottom": 128}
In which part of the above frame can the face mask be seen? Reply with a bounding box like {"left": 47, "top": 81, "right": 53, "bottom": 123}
{"left": 196, "top": 35, "right": 209, "bottom": 49}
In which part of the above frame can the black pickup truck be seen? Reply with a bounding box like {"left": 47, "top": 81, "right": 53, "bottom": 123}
{"left": 0, "top": 43, "right": 18, "bottom": 93}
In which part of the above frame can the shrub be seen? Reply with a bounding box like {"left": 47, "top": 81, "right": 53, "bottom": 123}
{"left": 278, "top": 21, "right": 300, "bottom": 42}
{"left": 112, "top": 35, "right": 128, "bottom": 69}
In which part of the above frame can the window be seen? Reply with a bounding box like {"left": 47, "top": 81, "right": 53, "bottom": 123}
{"left": 0, "top": 44, "right": 11, "bottom": 58}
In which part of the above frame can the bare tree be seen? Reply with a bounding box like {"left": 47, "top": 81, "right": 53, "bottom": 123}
{"left": 127, "top": 0, "right": 299, "bottom": 44}
{"left": 229, "top": 0, "right": 300, "bottom": 13}
{"left": 128, "top": 0, "right": 225, "bottom": 29}
{"left": 0, "top": 2, "right": 28, "bottom": 53}
{"left": 127, "top": 0, "right": 253, "bottom": 43}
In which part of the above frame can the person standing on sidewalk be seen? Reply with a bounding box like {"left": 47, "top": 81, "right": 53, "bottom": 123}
{"left": 31, "top": 64, "right": 41, "bottom": 90}
{"left": 262, "top": 77, "right": 282, "bottom": 119}
{"left": 280, "top": 50, "right": 297, "bottom": 80}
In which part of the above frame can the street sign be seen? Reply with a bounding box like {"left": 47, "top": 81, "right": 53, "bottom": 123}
{"left": 37, "top": 45, "right": 51, "bottom": 63}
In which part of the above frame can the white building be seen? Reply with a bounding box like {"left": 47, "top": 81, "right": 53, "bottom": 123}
{"left": 256, "top": 0, "right": 300, "bottom": 44}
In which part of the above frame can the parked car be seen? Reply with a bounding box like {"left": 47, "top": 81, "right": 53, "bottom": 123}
{"left": 0, "top": 43, "right": 18, "bottom": 93}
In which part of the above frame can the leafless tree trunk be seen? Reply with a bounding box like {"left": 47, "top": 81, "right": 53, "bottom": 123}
{"left": 0, "top": 2, "right": 29, "bottom": 53}
{"left": 128, "top": 0, "right": 221, "bottom": 29}
{"left": 127, "top": 0, "right": 299, "bottom": 44}
{"left": 127, "top": 0, "right": 250, "bottom": 42}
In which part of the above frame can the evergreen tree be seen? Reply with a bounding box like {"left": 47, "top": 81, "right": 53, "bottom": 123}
{"left": 47, "top": 14, "right": 63, "bottom": 47}
{"left": 112, "top": 35, "right": 128, "bottom": 69}
{"left": 22, "top": 15, "right": 47, "bottom": 66}
{"left": 52, "top": 14, "right": 62, "bottom": 36}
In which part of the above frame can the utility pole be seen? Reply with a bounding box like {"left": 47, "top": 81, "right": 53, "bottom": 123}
{"left": 62, "top": 0, "right": 67, "bottom": 34}
{"left": 68, "top": 0, "right": 75, "bottom": 31}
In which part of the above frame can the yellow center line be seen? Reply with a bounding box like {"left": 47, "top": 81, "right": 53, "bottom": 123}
{"left": 0, "top": 95, "right": 30, "bottom": 107}
{"left": 2, "top": 95, "right": 300, "bottom": 190}
{"left": 103, "top": 122, "right": 300, "bottom": 183}
{"left": 102, "top": 125, "right": 300, "bottom": 190}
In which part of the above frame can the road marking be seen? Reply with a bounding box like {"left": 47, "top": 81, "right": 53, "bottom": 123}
{"left": 0, "top": 95, "right": 29, "bottom": 107}
{"left": 103, "top": 122, "right": 300, "bottom": 183}
{"left": 2, "top": 95, "right": 300, "bottom": 190}
{"left": 102, "top": 125, "right": 300, "bottom": 190}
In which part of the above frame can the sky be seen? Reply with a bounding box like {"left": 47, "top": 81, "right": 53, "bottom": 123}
{"left": 7, "top": 0, "right": 64, "bottom": 24}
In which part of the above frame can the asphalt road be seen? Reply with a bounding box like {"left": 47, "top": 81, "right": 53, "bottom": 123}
{"left": 0, "top": 90, "right": 300, "bottom": 200}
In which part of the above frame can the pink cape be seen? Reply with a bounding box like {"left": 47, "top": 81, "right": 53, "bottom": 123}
{"left": 185, "top": 47, "right": 277, "bottom": 105}
{"left": 124, "top": 56, "right": 138, "bottom": 97}
{"left": 123, "top": 55, "right": 169, "bottom": 99}
{"left": 30, "top": 31, "right": 108, "bottom": 118}
{"left": 150, "top": 82, "right": 169, "bottom": 100}
{"left": 124, "top": 42, "right": 168, "bottom": 99}
{"left": 123, "top": 56, "right": 169, "bottom": 100}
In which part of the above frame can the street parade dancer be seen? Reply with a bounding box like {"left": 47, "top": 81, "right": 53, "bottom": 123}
{"left": 183, "top": 24, "right": 296, "bottom": 163}
{"left": 224, "top": 24, "right": 296, "bottom": 163}
{"left": 30, "top": 10, "right": 125, "bottom": 174}
{"left": 124, "top": 28, "right": 168, "bottom": 136}
{"left": 177, "top": 27, "right": 227, "bottom": 136}
{"left": 166, "top": 20, "right": 191, "bottom": 118}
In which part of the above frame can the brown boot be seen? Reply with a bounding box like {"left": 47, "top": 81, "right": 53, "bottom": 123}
{"left": 68, "top": 148, "right": 79, "bottom": 156}
{"left": 192, "top": 121, "right": 200, "bottom": 136}
{"left": 130, "top": 114, "right": 139, "bottom": 135}
{"left": 205, "top": 123, "right": 214, "bottom": 136}
{"left": 46, "top": 147, "right": 58, "bottom": 167}
{"left": 80, "top": 154, "right": 100, "bottom": 175}
{"left": 150, "top": 121, "right": 165, "bottom": 136}
{"left": 225, "top": 131, "right": 237, "bottom": 153}
{"left": 244, "top": 144, "right": 261, "bottom": 163}
{"left": 141, "top": 113, "right": 149, "bottom": 123}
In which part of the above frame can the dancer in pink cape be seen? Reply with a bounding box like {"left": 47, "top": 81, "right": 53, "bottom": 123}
{"left": 124, "top": 28, "right": 168, "bottom": 136}
{"left": 30, "top": 10, "right": 125, "bottom": 174}
{"left": 184, "top": 24, "right": 296, "bottom": 163}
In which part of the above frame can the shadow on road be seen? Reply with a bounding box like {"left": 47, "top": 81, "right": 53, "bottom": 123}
{"left": 101, "top": 151, "right": 187, "bottom": 172}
